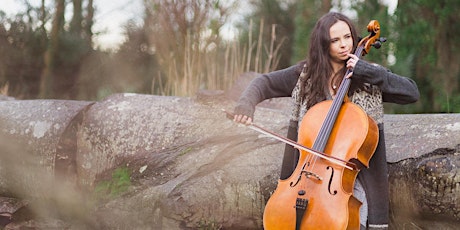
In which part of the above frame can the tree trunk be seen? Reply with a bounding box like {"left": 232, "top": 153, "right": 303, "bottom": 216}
{"left": 70, "top": 0, "right": 83, "bottom": 34}
{"left": 85, "top": 0, "right": 94, "bottom": 44}
{"left": 39, "top": 0, "right": 65, "bottom": 99}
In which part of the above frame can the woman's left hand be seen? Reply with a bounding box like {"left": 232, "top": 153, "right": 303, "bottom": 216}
{"left": 346, "top": 53, "right": 359, "bottom": 69}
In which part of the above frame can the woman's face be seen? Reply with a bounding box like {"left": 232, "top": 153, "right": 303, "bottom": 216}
{"left": 329, "top": 20, "right": 353, "bottom": 65}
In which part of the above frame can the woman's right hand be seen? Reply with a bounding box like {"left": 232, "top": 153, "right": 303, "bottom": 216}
{"left": 233, "top": 114, "right": 253, "bottom": 125}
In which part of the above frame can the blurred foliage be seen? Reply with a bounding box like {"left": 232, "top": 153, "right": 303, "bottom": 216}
{"left": 392, "top": 0, "right": 460, "bottom": 113}
{"left": 0, "top": 9, "right": 46, "bottom": 98}
{"left": 0, "top": 0, "right": 459, "bottom": 113}
{"left": 77, "top": 20, "right": 160, "bottom": 100}
{"left": 236, "top": 0, "right": 296, "bottom": 69}
{"left": 292, "top": 0, "right": 331, "bottom": 62}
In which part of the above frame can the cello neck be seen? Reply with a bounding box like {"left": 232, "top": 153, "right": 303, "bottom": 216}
{"left": 312, "top": 45, "right": 365, "bottom": 152}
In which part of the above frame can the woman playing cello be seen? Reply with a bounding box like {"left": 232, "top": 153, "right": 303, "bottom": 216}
{"left": 232, "top": 12, "right": 419, "bottom": 229}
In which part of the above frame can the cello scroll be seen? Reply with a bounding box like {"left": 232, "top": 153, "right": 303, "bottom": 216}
{"left": 359, "top": 20, "right": 386, "bottom": 56}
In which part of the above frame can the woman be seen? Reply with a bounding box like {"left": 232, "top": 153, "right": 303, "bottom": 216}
{"left": 232, "top": 12, "right": 419, "bottom": 229}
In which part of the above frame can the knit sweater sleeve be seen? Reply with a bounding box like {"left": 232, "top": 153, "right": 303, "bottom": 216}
{"left": 353, "top": 60, "right": 420, "bottom": 104}
{"left": 234, "top": 64, "right": 300, "bottom": 119}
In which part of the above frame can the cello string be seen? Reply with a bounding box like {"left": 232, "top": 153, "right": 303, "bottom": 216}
{"left": 310, "top": 80, "right": 346, "bottom": 165}
{"left": 308, "top": 44, "right": 363, "bottom": 169}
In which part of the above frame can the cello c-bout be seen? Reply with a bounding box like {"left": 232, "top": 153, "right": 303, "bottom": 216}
{"left": 263, "top": 20, "right": 385, "bottom": 230}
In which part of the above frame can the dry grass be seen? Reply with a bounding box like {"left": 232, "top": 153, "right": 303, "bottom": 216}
{"left": 0, "top": 82, "right": 8, "bottom": 96}
{"left": 146, "top": 0, "right": 286, "bottom": 97}
{"left": 152, "top": 20, "right": 285, "bottom": 97}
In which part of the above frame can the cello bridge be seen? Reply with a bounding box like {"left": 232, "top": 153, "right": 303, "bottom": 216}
{"left": 302, "top": 171, "right": 323, "bottom": 181}
{"left": 290, "top": 170, "right": 323, "bottom": 187}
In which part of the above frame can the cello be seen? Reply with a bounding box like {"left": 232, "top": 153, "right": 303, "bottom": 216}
{"left": 261, "top": 20, "right": 385, "bottom": 230}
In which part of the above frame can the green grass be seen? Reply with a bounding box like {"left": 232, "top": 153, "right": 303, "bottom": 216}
{"left": 93, "top": 167, "right": 132, "bottom": 200}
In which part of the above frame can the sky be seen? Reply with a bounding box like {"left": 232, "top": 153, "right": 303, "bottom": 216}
{"left": 2, "top": 0, "right": 398, "bottom": 50}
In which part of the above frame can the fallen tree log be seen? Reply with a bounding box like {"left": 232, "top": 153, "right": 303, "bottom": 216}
{"left": 0, "top": 93, "right": 458, "bottom": 229}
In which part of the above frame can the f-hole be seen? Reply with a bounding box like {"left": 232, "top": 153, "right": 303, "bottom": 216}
{"left": 326, "top": 166, "right": 337, "bottom": 195}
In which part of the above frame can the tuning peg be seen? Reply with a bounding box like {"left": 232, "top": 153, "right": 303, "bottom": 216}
{"left": 372, "top": 37, "right": 387, "bottom": 49}
{"left": 372, "top": 41, "right": 382, "bottom": 49}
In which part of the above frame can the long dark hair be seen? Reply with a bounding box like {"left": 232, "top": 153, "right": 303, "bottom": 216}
{"left": 298, "top": 12, "right": 358, "bottom": 108}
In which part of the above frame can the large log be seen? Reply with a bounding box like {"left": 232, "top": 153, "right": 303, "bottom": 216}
{"left": 0, "top": 99, "right": 92, "bottom": 196}
{"left": 0, "top": 94, "right": 458, "bottom": 229}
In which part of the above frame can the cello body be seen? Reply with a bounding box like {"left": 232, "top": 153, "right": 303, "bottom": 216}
{"left": 263, "top": 100, "right": 379, "bottom": 230}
